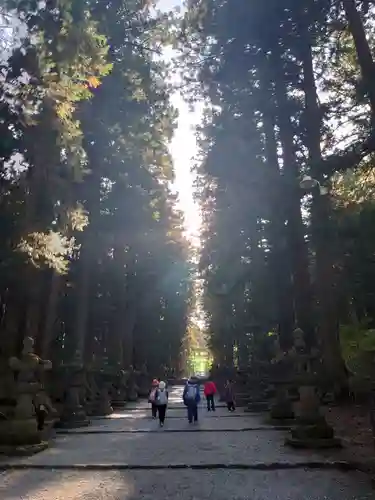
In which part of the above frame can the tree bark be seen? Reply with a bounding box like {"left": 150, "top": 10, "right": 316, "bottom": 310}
{"left": 73, "top": 236, "right": 92, "bottom": 361}
{"left": 40, "top": 270, "right": 61, "bottom": 358}
{"left": 270, "top": 51, "right": 315, "bottom": 344}
{"left": 300, "top": 24, "right": 348, "bottom": 385}
{"left": 121, "top": 298, "right": 137, "bottom": 368}
{"left": 0, "top": 291, "right": 23, "bottom": 356}
{"left": 343, "top": 0, "right": 375, "bottom": 117}
{"left": 110, "top": 241, "right": 126, "bottom": 367}
{"left": 261, "top": 87, "right": 295, "bottom": 348}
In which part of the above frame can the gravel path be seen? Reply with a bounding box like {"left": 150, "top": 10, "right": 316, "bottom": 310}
{"left": 0, "top": 385, "right": 373, "bottom": 499}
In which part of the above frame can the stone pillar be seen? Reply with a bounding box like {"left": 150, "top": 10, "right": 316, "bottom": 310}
{"left": 0, "top": 337, "right": 52, "bottom": 454}
{"left": 111, "top": 369, "right": 128, "bottom": 409}
{"left": 56, "top": 362, "right": 90, "bottom": 428}
{"left": 90, "top": 370, "right": 113, "bottom": 416}
{"left": 126, "top": 366, "right": 138, "bottom": 401}
{"left": 266, "top": 344, "right": 294, "bottom": 423}
{"left": 245, "top": 376, "right": 271, "bottom": 413}
{"left": 285, "top": 377, "right": 341, "bottom": 449}
{"left": 269, "top": 384, "right": 294, "bottom": 423}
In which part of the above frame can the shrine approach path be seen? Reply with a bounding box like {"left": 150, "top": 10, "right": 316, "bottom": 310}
{"left": 0, "top": 385, "right": 373, "bottom": 499}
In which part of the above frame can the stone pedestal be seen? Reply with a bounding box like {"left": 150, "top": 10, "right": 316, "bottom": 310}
{"left": 268, "top": 385, "right": 294, "bottom": 424}
{"left": 84, "top": 369, "right": 113, "bottom": 417}
{"left": 0, "top": 337, "right": 53, "bottom": 455}
{"left": 244, "top": 380, "right": 271, "bottom": 413}
{"left": 0, "top": 419, "right": 49, "bottom": 455}
{"left": 245, "top": 386, "right": 270, "bottom": 412}
{"left": 245, "top": 401, "right": 269, "bottom": 412}
{"left": 274, "top": 328, "right": 342, "bottom": 449}
{"left": 136, "top": 371, "right": 150, "bottom": 398}
{"left": 126, "top": 367, "right": 139, "bottom": 402}
{"left": 56, "top": 366, "right": 90, "bottom": 429}
{"left": 285, "top": 385, "right": 341, "bottom": 449}
{"left": 127, "top": 383, "right": 138, "bottom": 401}
{"left": 84, "top": 370, "right": 99, "bottom": 416}
{"left": 111, "top": 369, "right": 128, "bottom": 408}
{"left": 92, "top": 371, "right": 113, "bottom": 416}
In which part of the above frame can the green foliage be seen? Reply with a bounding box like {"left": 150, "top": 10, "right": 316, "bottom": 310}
{"left": 0, "top": 0, "right": 192, "bottom": 370}
{"left": 340, "top": 322, "right": 375, "bottom": 377}
{"left": 0, "top": 0, "right": 112, "bottom": 274}
{"left": 180, "top": 0, "right": 375, "bottom": 371}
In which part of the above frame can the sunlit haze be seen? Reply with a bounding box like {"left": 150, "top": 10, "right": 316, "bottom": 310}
{"left": 158, "top": 0, "right": 202, "bottom": 245}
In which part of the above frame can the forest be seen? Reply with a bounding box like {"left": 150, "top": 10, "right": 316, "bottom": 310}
{"left": 0, "top": 0, "right": 375, "bottom": 441}
{"left": 0, "top": 0, "right": 192, "bottom": 427}
{"left": 184, "top": 0, "right": 375, "bottom": 393}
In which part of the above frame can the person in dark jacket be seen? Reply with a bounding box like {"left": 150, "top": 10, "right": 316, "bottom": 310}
{"left": 183, "top": 377, "right": 201, "bottom": 423}
{"left": 154, "top": 380, "right": 168, "bottom": 427}
{"left": 224, "top": 379, "right": 236, "bottom": 411}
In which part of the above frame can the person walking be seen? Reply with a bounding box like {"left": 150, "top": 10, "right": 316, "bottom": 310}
{"left": 224, "top": 379, "right": 236, "bottom": 411}
{"left": 183, "top": 377, "right": 201, "bottom": 423}
{"left": 155, "top": 380, "right": 168, "bottom": 427}
{"left": 204, "top": 378, "right": 217, "bottom": 411}
{"left": 148, "top": 379, "right": 159, "bottom": 419}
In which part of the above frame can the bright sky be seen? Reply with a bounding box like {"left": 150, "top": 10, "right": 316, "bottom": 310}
{"left": 169, "top": 94, "right": 202, "bottom": 245}
{"left": 158, "top": 0, "right": 202, "bottom": 245}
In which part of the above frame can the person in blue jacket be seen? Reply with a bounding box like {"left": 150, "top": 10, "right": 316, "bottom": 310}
{"left": 183, "top": 377, "right": 201, "bottom": 423}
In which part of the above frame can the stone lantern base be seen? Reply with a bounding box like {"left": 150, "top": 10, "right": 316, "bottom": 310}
{"left": 284, "top": 384, "right": 342, "bottom": 449}
{"left": 110, "top": 370, "right": 128, "bottom": 409}
{"left": 0, "top": 419, "right": 49, "bottom": 456}
{"left": 285, "top": 415, "right": 342, "bottom": 449}
{"left": 245, "top": 401, "right": 269, "bottom": 412}
{"left": 56, "top": 403, "right": 90, "bottom": 428}
{"left": 127, "top": 385, "right": 138, "bottom": 402}
{"left": 266, "top": 416, "right": 295, "bottom": 427}
{"left": 244, "top": 384, "right": 271, "bottom": 413}
{"left": 286, "top": 436, "right": 342, "bottom": 449}
{"left": 55, "top": 363, "right": 91, "bottom": 429}
{"left": 268, "top": 386, "right": 294, "bottom": 423}
{"left": 111, "top": 394, "right": 127, "bottom": 409}
{"left": 90, "top": 390, "right": 113, "bottom": 417}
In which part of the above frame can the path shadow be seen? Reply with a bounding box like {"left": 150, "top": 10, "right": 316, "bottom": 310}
{"left": 1, "top": 466, "right": 374, "bottom": 499}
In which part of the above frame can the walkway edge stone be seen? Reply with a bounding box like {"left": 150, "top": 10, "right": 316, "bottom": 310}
{"left": 0, "top": 461, "right": 368, "bottom": 472}
{"left": 55, "top": 427, "right": 288, "bottom": 434}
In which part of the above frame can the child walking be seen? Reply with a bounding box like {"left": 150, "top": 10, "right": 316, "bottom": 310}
{"left": 155, "top": 380, "right": 168, "bottom": 427}
{"left": 149, "top": 379, "right": 159, "bottom": 419}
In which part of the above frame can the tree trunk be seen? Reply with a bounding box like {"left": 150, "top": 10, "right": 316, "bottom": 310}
{"left": 271, "top": 51, "right": 315, "bottom": 344}
{"left": 300, "top": 28, "right": 348, "bottom": 385}
{"left": 121, "top": 299, "right": 137, "bottom": 368}
{"left": 0, "top": 292, "right": 22, "bottom": 356}
{"left": 40, "top": 270, "right": 61, "bottom": 358}
{"left": 73, "top": 234, "right": 93, "bottom": 361}
{"left": 110, "top": 242, "right": 126, "bottom": 366}
{"left": 261, "top": 89, "right": 295, "bottom": 348}
{"left": 343, "top": 0, "right": 375, "bottom": 117}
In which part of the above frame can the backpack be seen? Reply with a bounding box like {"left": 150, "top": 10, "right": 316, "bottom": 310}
{"left": 185, "top": 384, "right": 197, "bottom": 401}
{"left": 149, "top": 388, "right": 157, "bottom": 403}
{"left": 156, "top": 389, "right": 168, "bottom": 405}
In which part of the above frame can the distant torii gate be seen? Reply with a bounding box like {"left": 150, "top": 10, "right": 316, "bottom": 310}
{"left": 190, "top": 348, "right": 211, "bottom": 375}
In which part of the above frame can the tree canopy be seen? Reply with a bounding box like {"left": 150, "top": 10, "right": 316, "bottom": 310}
{"left": 0, "top": 0, "right": 192, "bottom": 380}
{"left": 179, "top": 0, "right": 375, "bottom": 383}
{"left": 3, "top": 0, "right": 375, "bottom": 402}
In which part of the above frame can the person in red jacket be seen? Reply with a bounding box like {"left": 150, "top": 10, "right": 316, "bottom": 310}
{"left": 204, "top": 378, "right": 217, "bottom": 411}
